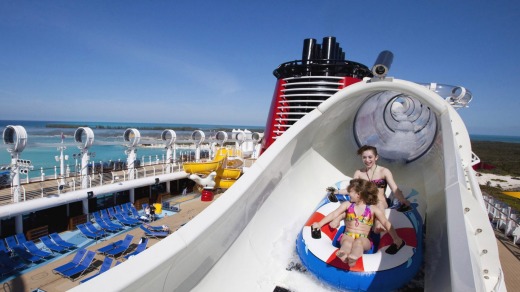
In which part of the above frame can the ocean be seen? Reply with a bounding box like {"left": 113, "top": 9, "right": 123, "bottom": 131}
{"left": 0, "top": 120, "right": 263, "bottom": 178}
{"left": 1, "top": 120, "right": 519, "bottom": 179}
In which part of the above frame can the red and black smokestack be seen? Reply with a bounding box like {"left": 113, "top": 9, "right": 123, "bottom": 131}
{"left": 261, "top": 37, "right": 373, "bottom": 154}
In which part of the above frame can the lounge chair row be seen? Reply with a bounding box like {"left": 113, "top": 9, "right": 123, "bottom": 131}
{"left": 96, "top": 234, "right": 149, "bottom": 259}
{"left": 53, "top": 237, "right": 149, "bottom": 282}
{"left": 0, "top": 232, "right": 76, "bottom": 277}
{"left": 53, "top": 249, "right": 96, "bottom": 281}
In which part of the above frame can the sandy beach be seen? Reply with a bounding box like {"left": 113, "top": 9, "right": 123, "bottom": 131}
{"left": 476, "top": 172, "right": 520, "bottom": 190}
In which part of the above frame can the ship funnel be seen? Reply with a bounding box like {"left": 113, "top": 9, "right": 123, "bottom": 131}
{"left": 372, "top": 50, "right": 394, "bottom": 78}
{"left": 322, "top": 36, "right": 337, "bottom": 61}
{"left": 302, "top": 38, "right": 317, "bottom": 64}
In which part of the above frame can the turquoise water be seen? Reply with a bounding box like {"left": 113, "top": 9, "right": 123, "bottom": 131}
{"left": 0, "top": 120, "right": 263, "bottom": 178}
{"left": 1, "top": 120, "right": 518, "bottom": 179}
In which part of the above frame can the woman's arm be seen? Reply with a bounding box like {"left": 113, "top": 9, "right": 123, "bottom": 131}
{"left": 312, "top": 202, "right": 349, "bottom": 229}
{"left": 353, "top": 170, "right": 362, "bottom": 179}
{"left": 383, "top": 168, "right": 410, "bottom": 206}
{"left": 372, "top": 206, "right": 403, "bottom": 244}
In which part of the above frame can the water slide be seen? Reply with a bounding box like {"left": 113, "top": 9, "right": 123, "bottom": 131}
{"left": 74, "top": 78, "right": 505, "bottom": 291}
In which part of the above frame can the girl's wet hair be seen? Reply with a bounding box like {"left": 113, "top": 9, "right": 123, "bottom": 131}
{"left": 347, "top": 178, "right": 379, "bottom": 205}
{"left": 357, "top": 145, "right": 378, "bottom": 156}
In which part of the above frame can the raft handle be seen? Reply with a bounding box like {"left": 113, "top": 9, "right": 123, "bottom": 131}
{"left": 311, "top": 227, "right": 321, "bottom": 239}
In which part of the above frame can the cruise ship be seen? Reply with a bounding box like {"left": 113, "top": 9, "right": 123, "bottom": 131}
{"left": 1, "top": 36, "right": 507, "bottom": 291}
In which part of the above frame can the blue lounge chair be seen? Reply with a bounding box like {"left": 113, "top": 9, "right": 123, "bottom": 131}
{"left": 104, "top": 234, "right": 134, "bottom": 258}
{"left": 15, "top": 233, "right": 27, "bottom": 245}
{"left": 95, "top": 218, "right": 122, "bottom": 232}
{"left": 23, "top": 241, "right": 53, "bottom": 259}
{"left": 107, "top": 207, "right": 118, "bottom": 219}
{"left": 0, "top": 239, "right": 10, "bottom": 254}
{"left": 80, "top": 256, "right": 114, "bottom": 283}
{"left": 53, "top": 249, "right": 87, "bottom": 274}
{"left": 11, "top": 245, "right": 44, "bottom": 263}
{"left": 5, "top": 236, "right": 19, "bottom": 251}
{"left": 124, "top": 238, "right": 148, "bottom": 259}
{"left": 100, "top": 209, "right": 115, "bottom": 221}
{"left": 103, "top": 217, "right": 124, "bottom": 230}
{"left": 114, "top": 213, "right": 139, "bottom": 226}
{"left": 139, "top": 225, "right": 169, "bottom": 239}
{"left": 58, "top": 250, "right": 96, "bottom": 280}
{"left": 0, "top": 264, "right": 12, "bottom": 276}
{"left": 128, "top": 205, "right": 141, "bottom": 219}
{"left": 40, "top": 236, "right": 68, "bottom": 253}
{"left": 0, "top": 251, "right": 27, "bottom": 275}
{"left": 85, "top": 222, "right": 108, "bottom": 237}
{"left": 114, "top": 204, "right": 124, "bottom": 213}
{"left": 143, "top": 223, "right": 170, "bottom": 233}
{"left": 49, "top": 233, "right": 77, "bottom": 249}
{"left": 93, "top": 212, "right": 123, "bottom": 232}
{"left": 119, "top": 209, "right": 140, "bottom": 222}
{"left": 97, "top": 239, "right": 123, "bottom": 255}
{"left": 77, "top": 224, "right": 103, "bottom": 240}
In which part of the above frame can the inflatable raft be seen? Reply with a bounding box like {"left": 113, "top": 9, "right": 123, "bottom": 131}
{"left": 296, "top": 183, "right": 423, "bottom": 291}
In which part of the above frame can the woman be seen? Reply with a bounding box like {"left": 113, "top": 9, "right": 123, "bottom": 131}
{"left": 312, "top": 179, "right": 404, "bottom": 266}
{"left": 331, "top": 145, "right": 410, "bottom": 233}
{"left": 354, "top": 145, "right": 410, "bottom": 206}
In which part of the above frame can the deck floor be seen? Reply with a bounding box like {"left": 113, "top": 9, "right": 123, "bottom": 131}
{"left": 495, "top": 230, "right": 520, "bottom": 290}
{"left": 0, "top": 192, "right": 217, "bottom": 292}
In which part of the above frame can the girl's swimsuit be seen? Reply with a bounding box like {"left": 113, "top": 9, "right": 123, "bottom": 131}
{"left": 340, "top": 203, "right": 374, "bottom": 239}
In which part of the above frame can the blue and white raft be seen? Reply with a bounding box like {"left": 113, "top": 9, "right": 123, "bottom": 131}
{"left": 296, "top": 185, "right": 423, "bottom": 291}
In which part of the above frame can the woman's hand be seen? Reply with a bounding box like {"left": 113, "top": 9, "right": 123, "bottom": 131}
{"left": 326, "top": 186, "right": 337, "bottom": 194}
{"left": 400, "top": 198, "right": 411, "bottom": 206}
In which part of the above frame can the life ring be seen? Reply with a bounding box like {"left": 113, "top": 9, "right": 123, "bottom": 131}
{"left": 296, "top": 188, "right": 423, "bottom": 291}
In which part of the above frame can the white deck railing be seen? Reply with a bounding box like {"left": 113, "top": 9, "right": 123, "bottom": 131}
{"left": 484, "top": 195, "right": 520, "bottom": 245}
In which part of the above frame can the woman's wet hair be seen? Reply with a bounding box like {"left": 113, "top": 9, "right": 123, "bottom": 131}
{"left": 347, "top": 178, "right": 379, "bottom": 205}
{"left": 357, "top": 145, "right": 378, "bottom": 156}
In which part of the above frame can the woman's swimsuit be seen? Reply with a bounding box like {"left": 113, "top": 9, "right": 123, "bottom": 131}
{"left": 365, "top": 166, "right": 388, "bottom": 189}
{"left": 371, "top": 178, "right": 387, "bottom": 189}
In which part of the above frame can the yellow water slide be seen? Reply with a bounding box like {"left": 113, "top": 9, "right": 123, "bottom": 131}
{"left": 183, "top": 147, "right": 243, "bottom": 188}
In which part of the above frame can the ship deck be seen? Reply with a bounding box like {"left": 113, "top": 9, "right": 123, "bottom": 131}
{"left": 0, "top": 192, "right": 218, "bottom": 292}
{"left": 495, "top": 229, "right": 520, "bottom": 290}
{"left": 1, "top": 166, "right": 519, "bottom": 290}
{"left": 0, "top": 162, "right": 183, "bottom": 206}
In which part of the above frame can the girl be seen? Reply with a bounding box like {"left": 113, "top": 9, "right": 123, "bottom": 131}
{"left": 312, "top": 179, "right": 404, "bottom": 266}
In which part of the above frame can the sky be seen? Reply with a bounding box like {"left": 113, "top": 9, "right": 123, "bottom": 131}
{"left": 0, "top": 1, "right": 519, "bottom": 135}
